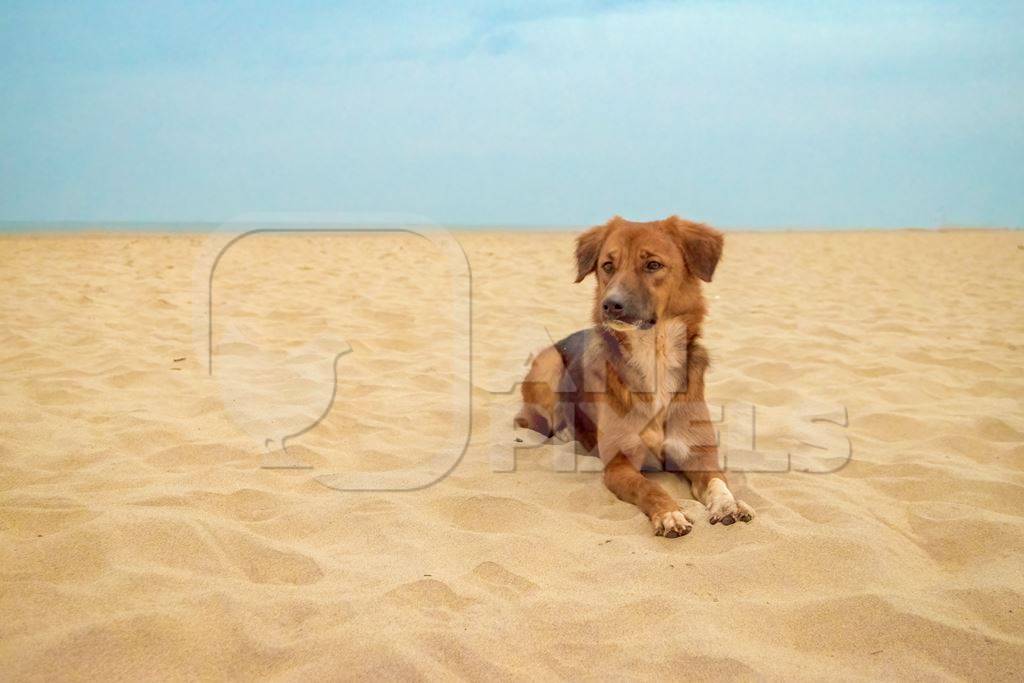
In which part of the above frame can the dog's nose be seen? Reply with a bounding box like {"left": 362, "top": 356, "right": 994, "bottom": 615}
{"left": 602, "top": 299, "right": 625, "bottom": 316}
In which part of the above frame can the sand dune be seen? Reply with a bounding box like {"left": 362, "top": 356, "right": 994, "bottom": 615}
{"left": 1, "top": 229, "right": 1023, "bottom": 679}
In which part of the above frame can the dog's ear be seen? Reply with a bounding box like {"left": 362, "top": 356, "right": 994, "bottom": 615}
{"left": 574, "top": 223, "right": 609, "bottom": 283}
{"left": 667, "top": 216, "right": 723, "bottom": 282}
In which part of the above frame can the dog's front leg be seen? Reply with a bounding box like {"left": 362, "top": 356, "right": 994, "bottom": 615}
{"left": 603, "top": 453, "right": 693, "bottom": 537}
{"left": 665, "top": 401, "right": 754, "bottom": 526}
{"left": 684, "top": 459, "right": 755, "bottom": 526}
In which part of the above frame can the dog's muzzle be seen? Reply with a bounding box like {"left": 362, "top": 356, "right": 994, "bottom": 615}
{"left": 602, "top": 297, "right": 655, "bottom": 330}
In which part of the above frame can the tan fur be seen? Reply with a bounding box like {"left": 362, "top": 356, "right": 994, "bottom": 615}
{"left": 520, "top": 216, "right": 754, "bottom": 537}
{"left": 516, "top": 346, "right": 563, "bottom": 436}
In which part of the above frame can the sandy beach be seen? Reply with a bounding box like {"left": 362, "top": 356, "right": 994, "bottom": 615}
{"left": 1, "top": 228, "right": 1022, "bottom": 679}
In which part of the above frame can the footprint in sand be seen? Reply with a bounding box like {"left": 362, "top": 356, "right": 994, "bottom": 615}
{"left": 469, "top": 561, "right": 539, "bottom": 598}
{"left": 384, "top": 578, "right": 475, "bottom": 611}
{"left": 209, "top": 527, "right": 324, "bottom": 585}
{"left": 432, "top": 494, "right": 545, "bottom": 533}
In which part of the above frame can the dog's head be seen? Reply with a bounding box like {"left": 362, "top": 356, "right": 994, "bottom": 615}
{"left": 574, "top": 215, "right": 723, "bottom": 331}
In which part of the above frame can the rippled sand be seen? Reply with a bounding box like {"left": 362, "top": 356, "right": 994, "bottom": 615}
{"left": 1, "top": 229, "right": 1022, "bottom": 679}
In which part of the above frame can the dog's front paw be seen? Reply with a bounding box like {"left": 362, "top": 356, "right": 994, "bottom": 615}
{"left": 707, "top": 497, "right": 755, "bottom": 526}
{"left": 651, "top": 510, "right": 693, "bottom": 538}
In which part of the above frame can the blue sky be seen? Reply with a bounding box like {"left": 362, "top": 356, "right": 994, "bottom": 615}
{"left": 1, "top": 1, "right": 1022, "bottom": 228}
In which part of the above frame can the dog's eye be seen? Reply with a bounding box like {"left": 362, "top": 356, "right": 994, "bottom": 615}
{"left": 601, "top": 261, "right": 614, "bottom": 274}
{"left": 645, "top": 261, "right": 663, "bottom": 272}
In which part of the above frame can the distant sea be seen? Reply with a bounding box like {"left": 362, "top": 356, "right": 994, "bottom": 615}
{"left": 0, "top": 221, "right": 1017, "bottom": 234}
{"left": 0, "top": 222, "right": 222, "bottom": 234}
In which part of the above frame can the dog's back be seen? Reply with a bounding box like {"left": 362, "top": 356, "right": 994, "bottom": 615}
{"left": 516, "top": 328, "right": 597, "bottom": 451}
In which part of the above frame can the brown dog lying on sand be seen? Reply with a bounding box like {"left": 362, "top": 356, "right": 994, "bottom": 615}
{"left": 516, "top": 216, "right": 754, "bottom": 537}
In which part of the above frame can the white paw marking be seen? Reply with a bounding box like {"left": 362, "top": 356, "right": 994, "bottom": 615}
{"left": 705, "top": 478, "right": 754, "bottom": 526}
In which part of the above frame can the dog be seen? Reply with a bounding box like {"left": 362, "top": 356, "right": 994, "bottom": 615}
{"left": 516, "top": 215, "right": 754, "bottom": 537}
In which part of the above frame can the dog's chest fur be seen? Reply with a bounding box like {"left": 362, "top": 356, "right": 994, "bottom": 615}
{"left": 626, "top": 321, "right": 684, "bottom": 405}
{"left": 616, "top": 319, "right": 689, "bottom": 416}
{"left": 585, "top": 320, "right": 689, "bottom": 464}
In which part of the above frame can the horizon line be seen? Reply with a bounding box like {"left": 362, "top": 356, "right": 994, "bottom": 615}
{"left": 0, "top": 220, "right": 1020, "bottom": 234}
